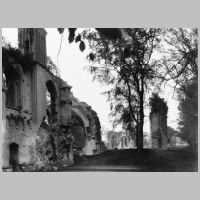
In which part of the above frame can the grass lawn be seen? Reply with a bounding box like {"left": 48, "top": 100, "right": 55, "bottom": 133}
{"left": 70, "top": 148, "right": 198, "bottom": 172}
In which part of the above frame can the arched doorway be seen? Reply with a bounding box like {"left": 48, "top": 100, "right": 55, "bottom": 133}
{"left": 71, "top": 113, "right": 86, "bottom": 150}
{"left": 68, "top": 107, "right": 89, "bottom": 150}
{"left": 9, "top": 143, "right": 19, "bottom": 171}
{"left": 45, "top": 80, "right": 57, "bottom": 124}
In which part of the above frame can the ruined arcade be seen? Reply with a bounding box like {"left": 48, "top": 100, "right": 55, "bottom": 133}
{"left": 2, "top": 28, "right": 104, "bottom": 171}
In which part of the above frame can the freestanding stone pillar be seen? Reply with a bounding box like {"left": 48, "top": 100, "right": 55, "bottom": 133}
{"left": 59, "top": 81, "right": 72, "bottom": 126}
{"left": 149, "top": 94, "right": 168, "bottom": 149}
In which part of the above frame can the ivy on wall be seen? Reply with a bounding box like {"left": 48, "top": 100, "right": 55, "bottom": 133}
{"left": 149, "top": 93, "right": 168, "bottom": 117}
{"left": 2, "top": 45, "right": 34, "bottom": 72}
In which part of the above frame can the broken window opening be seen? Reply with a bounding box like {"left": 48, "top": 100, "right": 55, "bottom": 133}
{"left": 46, "top": 89, "right": 51, "bottom": 106}
{"left": 45, "top": 109, "right": 51, "bottom": 125}
{"left": 2, "top": 72, "right": 7, "bottom": 88}
{"left": 71, "top": 115, "right": 86, "bottom": 150}
{"left": 45, "top": 80, "right": 57, "bottom": 124}
{"left": 9, "top": 143, "right": 19, "bottom": 171}
{"left": 4, "top": 66, "right": 22, "bottom": 109}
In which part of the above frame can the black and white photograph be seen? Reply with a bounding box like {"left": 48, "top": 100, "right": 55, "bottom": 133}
{"left": 1, "top": 28, "right": 198, "bottom": 172}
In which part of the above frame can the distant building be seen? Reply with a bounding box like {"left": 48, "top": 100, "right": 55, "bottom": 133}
{"left": 106, "top": 131, "right": 124, "bottom": 149}
{"left": 143, "top": 132, "right": 151, "bottom": 148}
{"left": 117, "top": 131, "right": 135, "bottom": 149}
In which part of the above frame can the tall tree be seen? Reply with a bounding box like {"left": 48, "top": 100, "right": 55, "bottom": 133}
{"left": 178, "top": 80, "right": 198, "bottom": 153}
{"left": 83, "top": 28, "right": 160, "bottom": 152}
{"left": 158, "top": 28, "right": 198, "bottom": 153}
{"left": 158, "top": 28, "right": 198, "bottom": 95}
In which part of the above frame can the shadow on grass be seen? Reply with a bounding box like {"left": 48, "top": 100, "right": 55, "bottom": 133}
{"left": 68, "top": 148, "right": 197, "bottom": 172}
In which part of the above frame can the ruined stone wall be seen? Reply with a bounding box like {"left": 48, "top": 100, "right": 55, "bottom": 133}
{"left": 2, "top": 87, "right": 8, "bottom": 167}
{"left": 2, "top": 63, "right": 36, "bottom": 168}
{"left": 60, "top": 81, "right": 72, "bottom": 126}
{"left": 2, "top": 28, "right": 104, "bottom": 171}
{"left": 23, "top": 69, "right": 32, "bottom": 113}
{"left": 18, "top": 28, "right": 47, "bottom": 66}
{"left": 106, "top": 131, "right": 124, "bottom": 150}
{"left": 149, "top": 94, "right": 168, "bottom": 150}
{"left": 150, "top": 112, "right": 168, "bottom": 149}
{"left": 3, "top": 113, "right": 35, "bottom": 167}
{"left": 2, "top": 61, "right": 103, "bottom": 169}
{"left": 35, "top": 64, "right": 62, "bottom": 126}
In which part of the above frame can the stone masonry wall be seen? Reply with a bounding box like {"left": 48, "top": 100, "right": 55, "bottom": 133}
{"left": 2, "top": 29, "right": 104, "bottom": 171}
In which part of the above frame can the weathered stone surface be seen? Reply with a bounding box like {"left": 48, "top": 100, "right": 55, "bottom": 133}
{"left": 150, "top": 100, "right": 168, "bottom": 149}
{"left": 2, "top": 28, "right": 104, "bottom": 171}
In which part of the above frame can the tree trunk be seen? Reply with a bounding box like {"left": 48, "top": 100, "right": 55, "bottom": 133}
{"left": 138, "top": 122, "right": 143, "bottom": 152}
{"left": 135, "top": 114, "right": 139, "bottom": 149}
{"left": 138, "top": 79, "right": 144, "bottom": 154}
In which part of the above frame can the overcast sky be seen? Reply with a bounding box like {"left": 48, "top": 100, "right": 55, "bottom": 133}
{"left": 2, "top": 28, "right": 180, "bottom": 133}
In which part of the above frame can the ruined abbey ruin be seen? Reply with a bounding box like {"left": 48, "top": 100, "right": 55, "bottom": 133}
{"left": 2, "top": 28, "right": 105, "bottom": 171}
{"left": 150, "top": 94, "right": 168, "bottom": 149}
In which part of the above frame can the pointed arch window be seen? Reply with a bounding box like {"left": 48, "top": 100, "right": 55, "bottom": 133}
{"left": 4, "top": 65, "right": 22, "bottom": 109}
